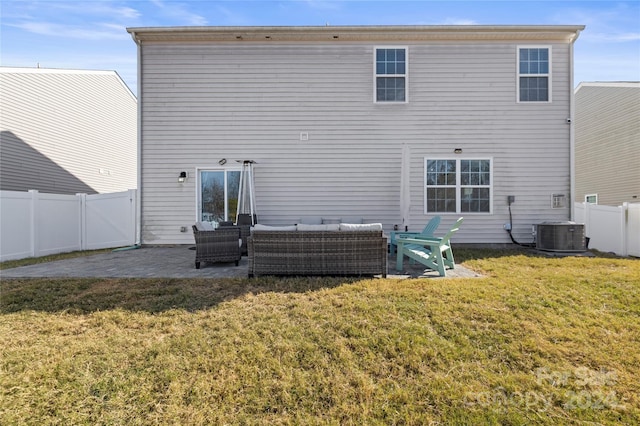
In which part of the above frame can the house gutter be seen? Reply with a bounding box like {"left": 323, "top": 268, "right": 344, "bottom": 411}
{"left": 129, "top": 30, "right": 144, "bottom": 246}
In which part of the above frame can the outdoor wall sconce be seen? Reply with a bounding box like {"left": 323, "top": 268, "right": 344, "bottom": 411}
{"left": 454, "top": 148, "right": 463, "bottom": 154}
{"left": 178, "top": 171, "right": 187, "bottom": 183}
{"left": 219, "top": 158, "right": 227, "bottom": 165}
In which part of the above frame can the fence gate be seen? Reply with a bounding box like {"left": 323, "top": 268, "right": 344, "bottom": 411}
{"left": 82, "top": 189, "right": 137, "bottom": 250}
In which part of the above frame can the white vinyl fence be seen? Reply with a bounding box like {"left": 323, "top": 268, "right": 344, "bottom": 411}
{"left": 0, "top": 189, "right": 137, "bottom": 262}
{"left": 574, "top": 202, "right": 640, "bottom": 257}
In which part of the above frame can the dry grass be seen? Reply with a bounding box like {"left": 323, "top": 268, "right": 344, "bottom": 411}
{"left": 0, "top": 248, "right": 113, "bottom": 270}
{"left": 1, "top": 250, "right": 639, "bottom": 425}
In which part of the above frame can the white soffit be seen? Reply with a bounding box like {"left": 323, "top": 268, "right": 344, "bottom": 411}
{"left": 127, "top": 25, "right": 585, "bottom": 44}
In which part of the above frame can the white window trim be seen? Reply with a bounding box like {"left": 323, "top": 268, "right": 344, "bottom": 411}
{"left": 374, "top": 46, "right": 408, "bottom": 104}
{"left": 195, "top": 166, "right": 242, "bottom": 223}
{"left": 551, "top": 193, "right": 566, "bottom": 209}
{"left": 423, "top": 157, "right": 494, "bottom": 215}
{"left": 585, "top": 194, "right": 598, "bottom": 204}
{"left": 516, "top": 45, "right": 552, "bottom": 103}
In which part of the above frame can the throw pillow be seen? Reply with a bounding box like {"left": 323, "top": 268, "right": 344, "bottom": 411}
{"left": 340, "top": 217, "right": 364, "bottom": 224}
{"left": 298, "top": 216, "right": 323, "bottom": 225}
{"left": 322, "top": 218, "right": 341, "bottom": 224}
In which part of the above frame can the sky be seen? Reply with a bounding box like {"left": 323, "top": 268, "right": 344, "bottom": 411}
{"left": 1, "top": 0, "right": 639, "bottom": 94}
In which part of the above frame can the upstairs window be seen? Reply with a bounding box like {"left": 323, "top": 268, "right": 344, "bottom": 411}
{"left": 375, "top": 47, "right": 407, "bottom": 102}
{"left": 518, "top": 47, "right": 551, "bottom": 102}
{"left": 425, "top": 158, "right": 492, "bottom": 213}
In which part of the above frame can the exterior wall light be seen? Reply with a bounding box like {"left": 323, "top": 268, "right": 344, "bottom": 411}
{"left": 219, "top": 158, "right": 227, "bottom": 165}
{"left": 454, "top": 148, "right": 463, "bottom": 154}
{"left": 178, "top": 171, "right": 187, "bottom": 183}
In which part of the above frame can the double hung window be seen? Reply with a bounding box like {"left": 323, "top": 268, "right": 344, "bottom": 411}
{"left": 425, "top": 159, "right": 492, "bottom": 213}
{"left": 375, "top": 47, "right": 407, "bottom": 102}
{"left": 518, "top": 46, "right": 551, "bottom": 102}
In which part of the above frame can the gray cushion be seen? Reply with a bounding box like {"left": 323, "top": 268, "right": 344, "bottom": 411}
{"left": 341, "top": 217, "right": 363, "bottom": 224}
{"left": 297, "top": 224, "right": 340, "bottom": 231}
{"left": 339, "top": 223, "right": 383, "bottom": 231}
{"left": 252, "top": 224, "right": 297, "bottom": 232}
{"left": 195, "top": 221, "right": 215, "bottom": 231}
{"left": 322, "top": 218, "right": 341, "bottom": 224}
{"left": 298, "top": 216, "right": 323, "bottom": 225}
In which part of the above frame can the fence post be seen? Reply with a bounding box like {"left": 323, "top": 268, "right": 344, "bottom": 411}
{"left": 128, "top": 189, "right": 138, "bottom": 246}
{"left": 28, "top": 190, "right": 39, "bottom": 258}
{"left": 583, "top": 202, "right": 591, "bottom": 238}
{"left": 77, "top": 193, "right": 87, "bottom": 251}
{"left": 621, "top": 203, "right": 628, "bottom": 257}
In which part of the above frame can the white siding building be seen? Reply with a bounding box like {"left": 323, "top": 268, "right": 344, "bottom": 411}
{"left": 127, "top": 25, "right": 584, "bottom": 245}
{"left": 0, "top": 67, "right": 137, "bottom": 195}
{"left": 574, "top": 82, "right": 640, "bottom": 206}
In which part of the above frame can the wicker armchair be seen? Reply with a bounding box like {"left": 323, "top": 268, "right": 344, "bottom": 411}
{"left": 192, "top": 225, "right": 242, "bottom": 269}
{"left": 219, "top": 222, "right": 251, "bottom": 255}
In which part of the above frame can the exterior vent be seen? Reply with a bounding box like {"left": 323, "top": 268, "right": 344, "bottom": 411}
{"left": 535, "top": 222, "right": 586, "bottom": 252}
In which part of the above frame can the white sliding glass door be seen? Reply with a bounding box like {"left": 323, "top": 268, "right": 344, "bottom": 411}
{"left": 198, "top": 169, "right": 241, "bottom": 226}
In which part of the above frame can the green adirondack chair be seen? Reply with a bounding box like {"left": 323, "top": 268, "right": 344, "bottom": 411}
{"left": 389, "top": 215, "right": 441, "bottom": 255}
{"left": 395, "top": 217, "right": 464, "bottom": 277}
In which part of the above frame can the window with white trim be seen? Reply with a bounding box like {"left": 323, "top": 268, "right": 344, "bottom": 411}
{"left": 198, "top": 169, "right": 241, "bottom": 225}
{"left": 585, "top": 194, "right": 598, "bottom": 204}
{"left": 518, "top": 46, "right": 551, "bottom": 102}
{"left": 375, "top": 47, "right": 407, "bottom": 102}
{"left": 425, "top": 158, "right": 492, "bottom": 213}
{"left": 552, "top": 193, "right": 566, "bottom": 208}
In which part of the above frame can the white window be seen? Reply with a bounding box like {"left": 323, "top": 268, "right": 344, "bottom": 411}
{"left": 518, "top": 46, "right": 551, "bottom": 102}
{"left": 424, "top": 158, "right": 492, "bottom": 214}
{"left": 552, "top": 193, "right": 566, "bottom": 208}
{"left": 375, "top": 47, "right": 407, "bottom": 103}
{"left": 585, "top": 194, "right": 598, "bottom": 204}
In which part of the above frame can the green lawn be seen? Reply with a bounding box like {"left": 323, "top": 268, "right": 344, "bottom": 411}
{"left": 1, "top": 249, "right": 639, "bottom": 425}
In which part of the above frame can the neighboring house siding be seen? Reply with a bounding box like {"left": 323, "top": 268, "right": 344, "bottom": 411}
{"left": 0, "top": 68, "right": 137, "bottom": 195}
{"left": 134, "top": 28, "right": 579, "bottom": 245}
{"left": 574, "top": 83, "right": 640, "bottom": 206}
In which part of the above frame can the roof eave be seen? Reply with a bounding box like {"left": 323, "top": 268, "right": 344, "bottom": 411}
{"left": 126, "top": 25, "right": 585, "bottom": 44}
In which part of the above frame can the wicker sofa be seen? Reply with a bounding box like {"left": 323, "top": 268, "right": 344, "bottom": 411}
{"left": 247, "top": 224, "right": 387, "bottom": 277}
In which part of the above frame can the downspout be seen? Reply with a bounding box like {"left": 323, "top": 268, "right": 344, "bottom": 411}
{"left": 569, "top": 28, "right": 582, "bottom": 222}
{"left": 129, "top": 30, "right": 143, "bottom": 246}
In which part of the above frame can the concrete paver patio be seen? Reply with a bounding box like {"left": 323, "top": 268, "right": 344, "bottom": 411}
{"left": 0, "top": 246, "right": 481, "bottom": 279}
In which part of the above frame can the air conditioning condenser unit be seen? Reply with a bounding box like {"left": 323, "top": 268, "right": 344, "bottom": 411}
{"left": 535, "top": 222, "right": 586, "bottom": 252}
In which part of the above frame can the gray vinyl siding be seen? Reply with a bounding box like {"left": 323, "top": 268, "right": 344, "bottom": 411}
{"left": 574, "top": 83, "right": 640, "bottom": 206}
{"left": 138, "top": 40, "right": 574, "bottom": 244}
{"left": 0, "top": 69, "right": 137, "bottom": 195}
